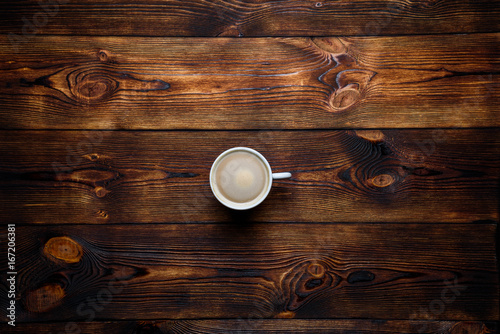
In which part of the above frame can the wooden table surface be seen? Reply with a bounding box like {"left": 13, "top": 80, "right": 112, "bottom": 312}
{"left": 1, "top": 1, "right": 499, "bottom": 333}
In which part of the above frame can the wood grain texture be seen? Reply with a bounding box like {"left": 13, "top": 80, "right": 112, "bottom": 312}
{"left": 0, "top": 223, "right": 497, "bottom": 322}
{"left": 1, "top": 34, "right": 498, "bottom": 130}
{"left": 0, "top": 129, "right": 498, "bottom": 224}
{"left": 0, "top": 0, "right": 498, "bottom": 331}
{"left": 1, "top": 320, "right": 498, "bottom": 333}
{"left": 1, "top": 0, "right": 499, "bottom": 37}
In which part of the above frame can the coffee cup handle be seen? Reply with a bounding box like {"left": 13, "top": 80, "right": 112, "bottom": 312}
{"left": 272, "top": 172, "right": 292, "bottom": 179}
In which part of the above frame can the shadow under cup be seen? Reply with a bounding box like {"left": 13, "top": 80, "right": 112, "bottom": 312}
{"left": 210, "top": 147, "right": 272, "bottom": 210}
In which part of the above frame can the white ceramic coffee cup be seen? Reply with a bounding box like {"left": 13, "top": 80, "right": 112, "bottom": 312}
{"left": 210, "top": 147, "right": 292, "bottom": 210}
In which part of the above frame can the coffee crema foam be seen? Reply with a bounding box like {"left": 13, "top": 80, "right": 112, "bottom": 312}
{"left": 214, "top": 151, "right": 269, "bottom": 203}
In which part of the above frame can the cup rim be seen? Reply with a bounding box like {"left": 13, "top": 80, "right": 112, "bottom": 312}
{"left": 210, "top": 147, "right": 272, "bottom": 210}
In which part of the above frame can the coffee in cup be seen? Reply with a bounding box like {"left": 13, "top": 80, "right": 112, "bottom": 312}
{"left": 210, "top": 147, "right": 291, "bottom": 210}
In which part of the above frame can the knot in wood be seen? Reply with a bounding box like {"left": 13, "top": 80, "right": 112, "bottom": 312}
{"left": 355, "top": 130, "right": 385, "bottom": 143}
{"left": 330, "top": 88, "right": 361, "bottom": 110}
{"left": 312, "top": 37, "right": 347, "bottom": 55}
{"left": 83, "top": 153, "right": 114, "bottom": 166}
{"left": 94, "top": 186, "right": 110, "bottom": 198}
{"left": 71, "top": 70, "right": 119, "bottom": 103}
{"left": 44, "top": 236, "right": 83, "bottom": 263}
{"left": 328, "top": 70, "right": 376, "bottom": 112}
{"left": 282, "top": 260, "right": 340, "bottom": 311}
{"left": 89, "top": 153, "right": 99, "bottom": 161}
{"left": 307, "top": 262, "right": 325, "bottom": 278}
{"left": 98, "top": 50, "right": 110, "bottom": 62}
{"left": 370, "top": 174, "right": 395, "bottom": 188}
{"left": 25, "top": 284, "right": 65, "bottom": 313}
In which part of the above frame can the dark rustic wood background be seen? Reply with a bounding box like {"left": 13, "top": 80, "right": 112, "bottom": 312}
{"left": 0, "top": 1, "right": 499, "bottom": 333}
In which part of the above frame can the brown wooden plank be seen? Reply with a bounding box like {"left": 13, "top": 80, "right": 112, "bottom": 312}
{"left": 0, "top": 34, "right": 498, "bottom": 130}
{"left": 0, "top": 223, "right": 497, "bottom": 322}
{"left": 1, "top": 320, "right": 498, "bottom": 333}
{"left": 0, "top": 129, "right": 498, "bottom": 224}
{"left": 1, "top": 0, "right": 499, "bottom": 38}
